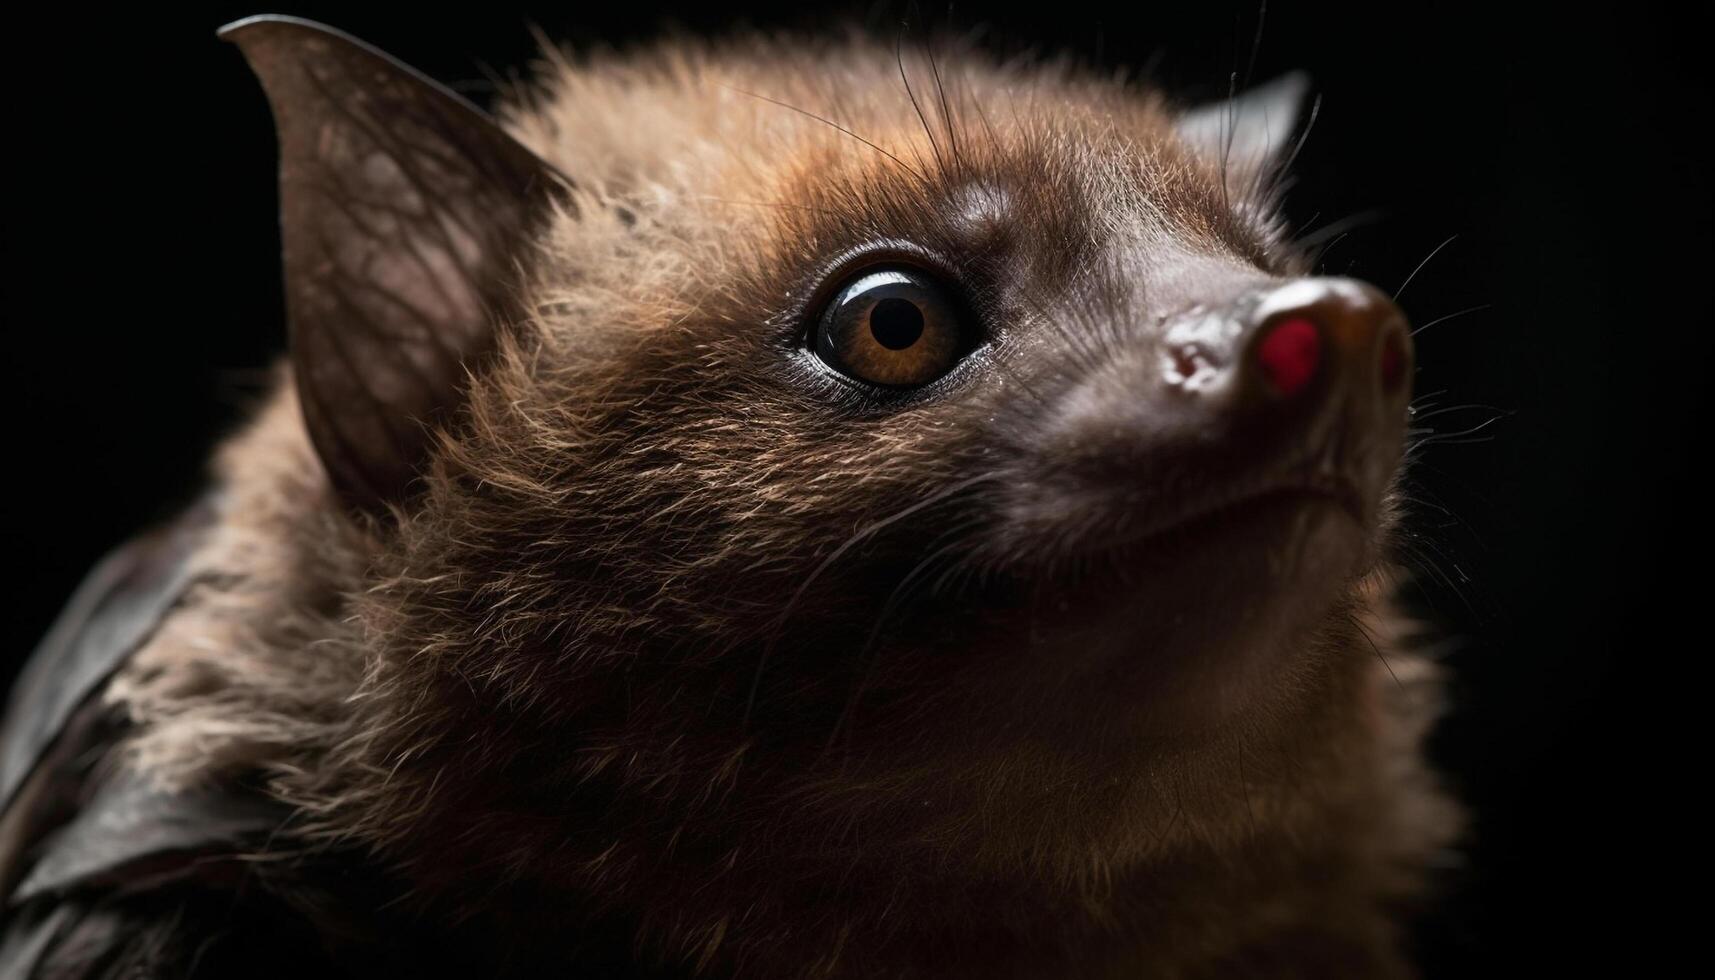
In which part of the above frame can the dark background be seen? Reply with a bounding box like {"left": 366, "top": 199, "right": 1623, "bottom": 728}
{"left": 4, "top": 2, "right": 1704, "bottom": 972}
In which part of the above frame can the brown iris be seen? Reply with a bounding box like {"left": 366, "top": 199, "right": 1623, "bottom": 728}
{"left": 813, "top": 268, "right": 965, "bottom": 387}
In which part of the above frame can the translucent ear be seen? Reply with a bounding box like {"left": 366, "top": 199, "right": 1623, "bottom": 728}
{"left": 1176, "top": 72, "right": 1312, "bottom": 191}
{"left": 221, "top": 16, "right": 572, "bottom": 514}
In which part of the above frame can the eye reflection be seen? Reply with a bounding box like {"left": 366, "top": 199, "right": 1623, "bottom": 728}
{"left": 813, "top": 268, "right": 966, "bottom": 387}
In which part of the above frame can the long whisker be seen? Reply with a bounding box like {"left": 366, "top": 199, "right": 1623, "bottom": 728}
{"left": 1411, "top": 303, "right": 1493, "bottom": 337}
{"left": 1410, "top": 415, "right": 1503, "bottom": 446}
{"left": 1292, "top": 209, "right": 1382, "bottom": 252}
{"left": 921, "top": 21, "right": 962, "bottom": 171}
{"left": 1278, "top": 92, "right": 1321, "bottom": 178}
{"left": 896, "top": 23, "right": 948, "bottom": 178}
{"left": 1243, "top": 0, "right": 1270, "bottom": 90}
{"left": 1219, "top": 70, "right": 1238, "bottom": 212}
{"left": 1394, "top": 234, "right": 1458, "bottom": 301}
{"left": 723, "top": 85, "right": 927, "bottom": 184}
{"left": 1354, "top": 619, "right": 1405, "bottom": 692}
{"left": 1409, "top": 401, "right": 1509, "bottom": 424}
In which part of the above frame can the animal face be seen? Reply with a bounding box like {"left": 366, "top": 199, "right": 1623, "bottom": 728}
{"left": 3, "top": 27, "right": 1459, "bottom": 976}
{"left": 430, "top": 42, "right": 1414, "bottom": 758}
{"left": 218, "top": 21, "right": 1422, "bottom": 903}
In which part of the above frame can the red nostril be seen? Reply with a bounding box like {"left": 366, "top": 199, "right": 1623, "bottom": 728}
{"left": 1380, "top": 329, "right": 1407, "bottom": 392}
{"left": 1256, "top": 316, "right": 1322, "bottom": 397}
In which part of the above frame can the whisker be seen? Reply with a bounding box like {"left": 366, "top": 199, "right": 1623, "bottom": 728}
{"left": 1293, "top": 209, "right": 1383, "bottom": 252}
{"left": 1411, "top": 303, "right": 1493, "bottom": 337}
{"left": 1243, "top": 0, "right": 1270, "bottom": 90}
{"left": 1393, "top": 536, "right": 1478, "bottom": 618}
{"left": 896, "top": 23, "right": 947, "bottom": 178}
{"left": 1278, "top": 92, "right": 1322, "bottom": 179}
{"left": 1409, "top": 401, "right": 1509, "bottom": 423}
{"left": 1394, "top": 234, "right": 1458, "bottom": 301}
{"left": 1310, "top": 231, "right": 1351, "bottom": 271}
{"left": 1354, "top": 620, "right": 1405, "bottom": 692}
{"left": 723, "top": 85, "right": 927, "bottom": 184}
{"left": 1219, "top": 70, "right": 1239, "bottom": 212}
{"left": 921, "top": 21, "right": 963, "bottom": 171}
{"left": 1411, "top": 415, "right": 1503, "bottom": 445}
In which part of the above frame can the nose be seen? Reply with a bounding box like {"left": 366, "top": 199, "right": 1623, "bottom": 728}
{"left": 1240, "top": 277, "right": 1412, "bottom": 421}
{"left": 1030, "top": 273, "right": 1413, "bottom": 519}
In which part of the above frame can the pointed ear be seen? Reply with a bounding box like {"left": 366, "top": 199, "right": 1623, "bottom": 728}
{"left": 1177, "top": 72, "right": 1312, "bottom": 191}
{"left": 220, "top": 16, "right": 572, "bottom": 515}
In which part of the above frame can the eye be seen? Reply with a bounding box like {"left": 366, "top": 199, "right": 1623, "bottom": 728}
{"left": 812, "top": 267, "right": 969, "bottom": 388}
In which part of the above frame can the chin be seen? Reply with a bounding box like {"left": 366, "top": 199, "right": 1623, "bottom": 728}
{"left": 984, "top": 489, "right": 1379, "bottom": 738}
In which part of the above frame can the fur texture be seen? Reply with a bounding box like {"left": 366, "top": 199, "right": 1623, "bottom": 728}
{"left": 106, "top": 34, "right": 1458, "bottom": 977}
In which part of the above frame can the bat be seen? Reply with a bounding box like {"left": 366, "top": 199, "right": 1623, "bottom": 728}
{"left": 0, "top": 15, "right": 1458, "bottom": 977}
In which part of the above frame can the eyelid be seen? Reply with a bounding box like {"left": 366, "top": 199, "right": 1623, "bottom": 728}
{"left": 809, "top": 263, "right": 983, "bottom": 396}
{"left": 792, "top": 240, "right": 969, "bottom": 345}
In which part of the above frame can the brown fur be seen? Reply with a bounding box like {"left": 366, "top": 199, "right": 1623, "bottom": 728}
{"left": 108, "top": 34, "right": 1458, "bottom": 977}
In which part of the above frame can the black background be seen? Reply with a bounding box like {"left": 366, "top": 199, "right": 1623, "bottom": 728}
{"left": 4, "top": 2, "right": 1704, "bottom": 973}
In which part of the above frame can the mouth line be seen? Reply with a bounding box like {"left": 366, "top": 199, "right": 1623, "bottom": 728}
{"left": 1103, "top": 470, "right": 1369, "bottom": 554}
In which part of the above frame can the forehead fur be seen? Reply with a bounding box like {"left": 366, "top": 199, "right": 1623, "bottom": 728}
{"left": 500, "top": 36, "right": 1282, "bottom": 349}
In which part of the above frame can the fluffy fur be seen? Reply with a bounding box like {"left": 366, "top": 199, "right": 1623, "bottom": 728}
{"left": 107, "top": 34, "right": 1458, "bottom": 977}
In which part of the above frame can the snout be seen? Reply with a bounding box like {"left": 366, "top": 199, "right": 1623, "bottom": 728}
{"left": 1019, "top": 275, "right": 1413, "bottom": 549}
{"left": 1161, "top": 276, "right": 1412, "bottom": 454}
{"left": 979, "top": 273, "right": 1416, "bottom": 727}
{"left": 1148, "top": 276, "right": 1413, "bottom": 507}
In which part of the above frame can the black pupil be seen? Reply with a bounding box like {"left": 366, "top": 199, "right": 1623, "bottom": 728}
{"left": 869, "top": 297, "right": 925, "bottom": 350}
